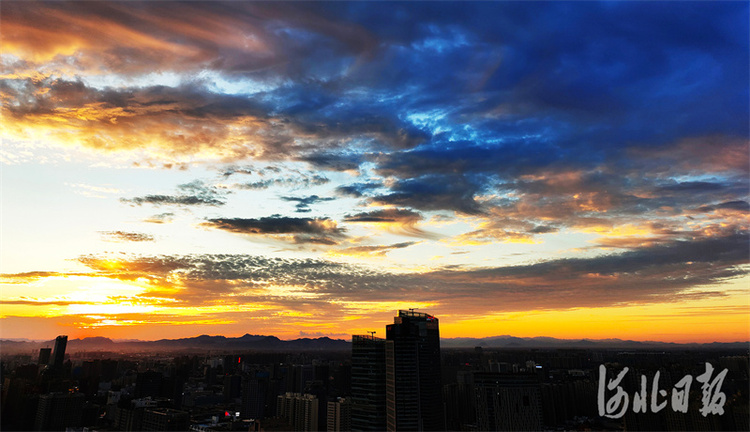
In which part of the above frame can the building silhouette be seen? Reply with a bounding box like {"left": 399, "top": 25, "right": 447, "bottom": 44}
{"left": 142, "top": 407, "right": 190, "bottom": 431}
{"left": 34, "top": 392, "right": 84, "bottom": 431}
{"left": 473, "top": 372, "right": 542, "bottom": 431}
{"left": 326, "top": 397, "right": 352, "bottom": 431}
{"left": 242, "top": 372, "right": 270, "bottom": 419}
{"left": 351, "top": 334, "right": 387, "bottom": 431}
{"left": 385, "top": 310, "right": 445, "bottom": 431}
{"left": 38, "top": 348, "right": 51, "bottom": 365}
{"left": 134, "top": 370, "right": 163, "bottom": 398}
{"left": 276, "top": 392, "right": 319, "bottom": 431}
{"left": 50, "top": 335, "right": 67, "bottom": 368}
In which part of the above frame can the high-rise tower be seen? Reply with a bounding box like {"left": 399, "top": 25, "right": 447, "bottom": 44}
{"left": 351, "top": 334, "right": 386, "bottom": 431}
{"left": 50, "top": 335, "right": 67, "bottom": 368}
{"left": 385, "top": 310, "right": 444, "bottom": 431}
{"left": 38, "top": 348, "right": 52, "bottom": 365}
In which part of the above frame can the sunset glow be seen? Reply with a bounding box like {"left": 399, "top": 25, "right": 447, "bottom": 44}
{"left": 1, "top": 1, "right": 748, "bottom": 344}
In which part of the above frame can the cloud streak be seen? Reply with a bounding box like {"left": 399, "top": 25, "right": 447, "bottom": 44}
{"left": 121, "top": 180, "right": 227, "bottom": 207}
{"left": 343, "top": 208, "right": 439, "bottom": 239}
{"left": 51, "top": 231, "right": 746, "bottom": 314}
{"left": 281, "top": 195, "right": 336, "bottom": 213}
{"left": 202, "top": 216, "right": 346, "bottom": 245}
{"left": 100, "top": 231, "right": 155, "bottom": 242}
{"left": 329, "top": 241, "right": 420, "bottom": 258}
{"left": 1, "top": 1, "right": 748, "bottom": 340}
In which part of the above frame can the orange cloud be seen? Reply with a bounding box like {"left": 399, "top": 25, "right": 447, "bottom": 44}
{"left": 343, "top": 208, "right": 439, "bottom": 239}
{"left": 628, "top": 135, "right": 749, "bottom": 176}
{"left": 327, "top": 241, "right": 419, "bottom": 258}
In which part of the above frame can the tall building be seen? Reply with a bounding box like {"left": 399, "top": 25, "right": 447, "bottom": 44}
{"left": 50, "top": 335, "right": 67, "bottom": 368}
{"left": 38, "top": 348, "right": 51, "bottom": 365}
{"left": 327, "top": 397, "right": 352, "bottom": 431}
{"left": 224, "top": 374, "right": 242, "bottom": 402}
{"left": 135, "top": 370, "right": 163, "bottom": 398}
{"left": 34, "top": 392, "right": 84, "bottom": 431}
{"left": 276, "top": 392, "right": 319, "bottom": 432}
{"left": 142, "top": 407, "right": 190, "bottom": 431}
{"left": 351, "top": 335, "right": 386, "bottom": 432}
{"left": 473, "top": 372, "right": 542, "bottom": 431}
{"left": 242, "top": 372, "right": 270, "bottom": 419}
{"left": 385, "top": 310, "right": 444, "bottom": 431}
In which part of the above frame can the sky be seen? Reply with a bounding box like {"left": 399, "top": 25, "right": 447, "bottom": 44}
{"left": 1, "top": 1, "right": 748, "bottom": 343}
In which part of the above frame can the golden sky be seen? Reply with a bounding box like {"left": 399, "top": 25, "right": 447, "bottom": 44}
{"left": 1, "top": 1, "right": 748, "bottom": 343}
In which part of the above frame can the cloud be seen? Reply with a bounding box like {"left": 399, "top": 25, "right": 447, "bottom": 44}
{"left": 656, "top": 181, "right": 727, "bottom": 193}
{"left": 529, "top": 225, "right": 558, "bottom": 234}
{"left": 2, "top": 0, "right": 748, "bottom": 331}
{"left": 99, "top": 231, "right": 154, "bottom": 242}
{"left": 0, "top": 2, "right": 376, "bottom": 75}
{"left": 57, "top": 231, "right": 747, "bottom": 314}
{"left": 2, "top": 78, "right": 275, "bottom": 163}
{"left": 370, "top": 175, "right": 486, "bottom": 215}
{"left": 121, "top": 180, "right": 227, "bottom": 207}
{"left": 343, "top": 208, "right": 438, "bottom": 239}
{"left": 280, "top": 195, "right": 336, "bottom": 213}
{"left": 694, "top": 201, "right": 750, "bottom": 214}
{"left": 231, "top": 170, "right": 329, "bottom": 190}
{"left": 627, "top": 136, "right": 749, "bottom": 177}
{"left": 221, "top": 166, "right": 256, "bottom": 177}
{"left": 5, "top": 231, "right": 744, "bottom": 335}
{"left": 1, "top": 299, "right": 94, "bottom": 307}
{"left": 143, "top": 212, "right": 175, "bottom": 224}
{"left": 0, "top": 271, "right": 87, "bottom": 284}
{"left": 2, "top": 79, "right": 426, "bottom": 168}
{"left": 329, "top": 241, "right": 419, "bottom": 258}
{"left": 335, "top": 181, "right": 384, "bottom": 198}
{"left": 122, "top": 195, "right": 224, "bottom": 207}
{"left": 66, "top": 182, "right": 121, "bottom": 199}
{"left": 297, "top": 152, "right": 365, "bottom": 172}
{"left": 3, "top": 2, "right": 745, "bottom": 239}
{"left": 344, "top": 208, "right": 422, "bottom": 224}
{"left": 202, "top": 215, "right": 346, "bottom": 245}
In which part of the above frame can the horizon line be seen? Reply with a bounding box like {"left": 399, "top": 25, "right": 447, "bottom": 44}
{"left": 2, "top": 333, "right": 748, "bottom": 346}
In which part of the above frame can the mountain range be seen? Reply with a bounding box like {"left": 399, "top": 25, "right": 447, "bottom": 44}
{"left": 1, "top": 334, "right": 747, "bottom": 355}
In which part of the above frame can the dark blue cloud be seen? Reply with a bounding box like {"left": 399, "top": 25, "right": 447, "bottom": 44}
{"left": 320, "top": 2, "right": 748, "bottom": 144}
{"left": 374, "top": 140, "right": 564, "bottom": 179}
{"left": 280, "top": 195, "right": 336, "bottom": 213}
{"left": 121, "top": 181, "right": 227, "bottom": 207}
{"left": 202, "top": 215, "right": 346, "bottom": 245}
{"left": 7, "top": 1, "right": 747, "bottom": 228}
{"left": 371, "top": 174, "right": 488, "bottom": 215}
{"left": 695, "top": 201, "right": 750, "bottom": 214}
{"left": 299, "top": 2, "right": 747, "bottom": 219}
{"left": 335, "top": 181, "right": 384, "bottom": 198}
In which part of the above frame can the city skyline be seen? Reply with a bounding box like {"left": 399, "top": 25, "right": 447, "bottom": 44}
{"left": 1, "top": 2, "right": 749, "bottom": 343}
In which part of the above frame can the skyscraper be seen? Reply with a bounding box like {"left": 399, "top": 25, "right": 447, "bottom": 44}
{"left": 276, "top": 392, "right": 319, "bottom": 432}
{"left": 34, "top": 392, "right": 84, "bottom": 431}
{"left": 326, "top": 397, "right": 352, "bottom": 432}
{"left": 50, "top": 335, "right": 67, "bottom": 368}
{"left": 473, "top": 372, "right": 542, "bottom": 431}
{"left": 38, "top": 348, "right": 51, "bottom": 365}
{"left": 351, "top": 334, "right": 386, "bottom": 431}
{"left": 385, "top": 310, "right": 444, "bottom": 431}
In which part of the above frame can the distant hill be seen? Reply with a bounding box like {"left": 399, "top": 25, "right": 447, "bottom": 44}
{"left": 1, "top": 334, "right": 747, "bottom": 355}
{"left": 441, "top": 335, "right": 750, "bottom": 350}
{"left": 0, "top": 334, "right": 350, "bottom": 354}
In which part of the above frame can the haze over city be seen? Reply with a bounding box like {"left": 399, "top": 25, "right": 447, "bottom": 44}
{"left": 1, "top": 1, "right": 748, "bottom": 344}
